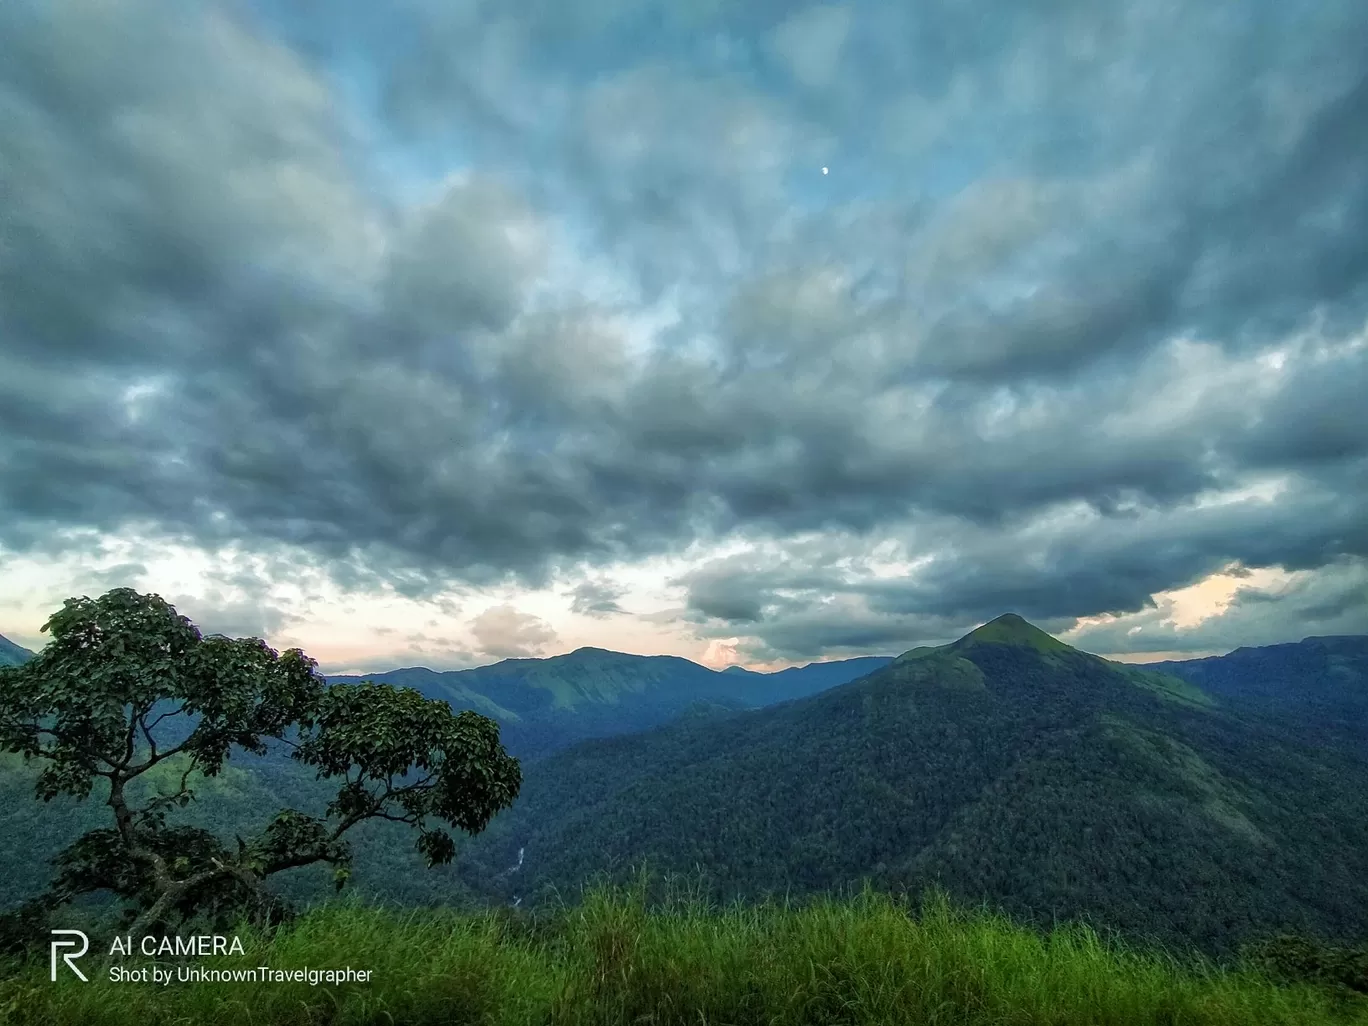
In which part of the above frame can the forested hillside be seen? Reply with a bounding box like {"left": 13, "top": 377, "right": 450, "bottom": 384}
{"left": 327, "top": 649, "right": 892, "bottom": 759}
{"left": 1153, "top": 636, "right": 1368, "bottom": 755}
{"left": 450, "top": 616, "right": 1368, "bottom": 958}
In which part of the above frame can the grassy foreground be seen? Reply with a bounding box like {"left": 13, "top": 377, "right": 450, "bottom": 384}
{"left": 1, "top": 882, "right": 1365, "bottom": 1026}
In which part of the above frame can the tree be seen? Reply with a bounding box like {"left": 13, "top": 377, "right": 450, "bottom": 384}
{"left": 0, "top": 588, "right": 521, "bottom": 935}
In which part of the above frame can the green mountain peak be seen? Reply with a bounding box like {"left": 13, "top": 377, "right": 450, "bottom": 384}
{"left": 951, "top": 613, "right": 1073, "bottom": 654}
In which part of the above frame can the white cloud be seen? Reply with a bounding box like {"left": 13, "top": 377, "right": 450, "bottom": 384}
{"left": 469, "top": 604, "right": 560, "bottom": 659}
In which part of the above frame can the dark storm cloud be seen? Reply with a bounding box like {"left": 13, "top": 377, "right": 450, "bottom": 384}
{"left": 674, "top": 547, "right": 975, "bottom": 659}
{"left": 1230, "top": 344, "right": 1368, "bottom": 469}
{"left": 673, "top": 467, "right": 1368, "bottom": 660}
{"left": 1, "top": 0, "right": 1366, "bottom": 660}
{"left": 678, "top": 553, "right": 853, "bottom": 624}
{"left": 864, "top": 473, "right": 1368, "bottom": 626}
{"left": 566, "top": 580, "right": 628, "bottom": 617}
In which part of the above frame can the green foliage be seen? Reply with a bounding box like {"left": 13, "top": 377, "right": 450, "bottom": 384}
{"left": 297, "top": 682, "right": 521, "bottom": 843}
{"left": 0, "top": 896, "right": 59, "bottom": 958}
{"left": 884, "top": 651, "right": 986, "bottom": 692}
{"left": 1, "top": 881, "right": 1364, "bottom": 1026}
{"left": 0, "top": 588, "right": 520, "bottom": 938}
{"left": 0, "top": 589, "right": 323, "bottom": 792}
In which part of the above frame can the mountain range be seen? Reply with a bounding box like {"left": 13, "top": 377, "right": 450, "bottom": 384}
{"left": 327, "top": 649, "right": 895, "bottom": 758}
{"left": 0, "top": 631, "right": 892, "bottom": 759}
{"left": 447, "top": 616, "right": 1368, "bottom": 958}
{"left": 2, "top": 616, "right": 1366, "bottom": 961}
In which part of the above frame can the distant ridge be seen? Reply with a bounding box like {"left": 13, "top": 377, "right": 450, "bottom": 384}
{"left": 1150, "top": 634, "right": 1368, "bottom": 754}
{"left": 0, "top": 633, "right": 34, "bottom": 667}
{"left": 328, "top": 648, "right": 894, "bottom": 758}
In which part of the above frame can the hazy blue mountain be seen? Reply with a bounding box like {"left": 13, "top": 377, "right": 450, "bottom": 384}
{"left": 328, "top": 648, "right": 893, "bottom": 758}
{"left": 1152, "top": 636, "right": 1368, "bottom": 754}
{"left": 721, "top": 656, "right": 897, "bottom": 705}
{"left": 0, "top": 635, "right": 34, "bottom": 667}
{"left": 449, "top": 616, "right": 1368, "bottom": 958}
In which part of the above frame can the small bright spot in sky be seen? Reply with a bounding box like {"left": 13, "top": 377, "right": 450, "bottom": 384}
{"left": 821, "top": 167, "right": 828, "bottom": 175}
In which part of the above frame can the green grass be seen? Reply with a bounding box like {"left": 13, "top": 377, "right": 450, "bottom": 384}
{"left": 3, "top": 880, "right": 1364, "bottom": 1026}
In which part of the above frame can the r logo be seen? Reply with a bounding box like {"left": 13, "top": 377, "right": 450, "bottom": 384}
{"left": 50, "top": 929, "right": 89, "bottom": 982}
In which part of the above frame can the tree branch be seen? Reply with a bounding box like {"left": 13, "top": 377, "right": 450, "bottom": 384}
{"left": 145, "top": 705, "right": 186, "bottom": 733}
{"left": 120, "top": 707, "right": 140, "bottom": 770}
{"left": 371, "top": 810, "right": 419, "bottom": 826}
{"left": 105, "top": 778, "right": 173, "bottom": 893}
{"left": 138, "top": 713, "right": 158, "bottom": 764}
{"left": 259, "top": 850, "right": 338, "bottom": 876}
{"left": 125, "top": 740, "right": 189, "bottom": 777}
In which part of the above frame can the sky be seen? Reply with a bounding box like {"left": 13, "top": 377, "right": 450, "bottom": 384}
{"left": 1, "top": 0, "right": 1366, "bottom": 674}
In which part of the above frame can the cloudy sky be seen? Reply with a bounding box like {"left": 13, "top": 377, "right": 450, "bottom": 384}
{"left": 2, "top": 0, "right": 1365, "bottom": 673}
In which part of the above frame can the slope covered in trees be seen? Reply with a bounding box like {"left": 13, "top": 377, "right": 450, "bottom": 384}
{"left": 1152, "top": 636, "right": 1368, "bottom": 755}
{"left": 452, "top": 616, "right": 1368, "bottom": 958}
